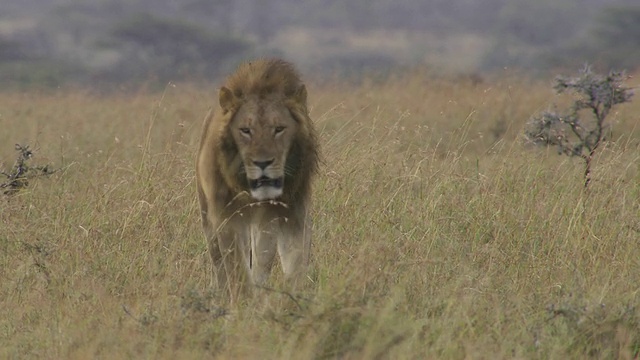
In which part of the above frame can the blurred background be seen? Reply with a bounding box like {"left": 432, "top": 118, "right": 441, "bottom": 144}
{"left": 1, "top": 0, "right": 639, "bottom": 89}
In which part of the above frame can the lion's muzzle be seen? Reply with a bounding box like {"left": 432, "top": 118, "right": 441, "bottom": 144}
{"left": 249, "top": 176, "right": 284, "bottom": 200}
{"left": 249, "top": 176, "right": 283, "bottom": 190}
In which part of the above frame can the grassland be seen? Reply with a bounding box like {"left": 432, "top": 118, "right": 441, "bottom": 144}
{"left": 1, "top": 71, "right": 639, "bottom": 359}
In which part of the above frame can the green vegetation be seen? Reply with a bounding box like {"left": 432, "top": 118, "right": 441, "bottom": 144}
{"left": 2, "top": 1, "right": 640, "bottom": 88}
{"left": 591, "top": 6, "right": 640, "bottom": 69}
{"left": 107, "top": 14, "right": 251, "bottom": 84}
{"left": 1, "top": 73, "right": 638, "bottom": 358}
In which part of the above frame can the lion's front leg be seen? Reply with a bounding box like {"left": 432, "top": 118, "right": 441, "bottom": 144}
{"left": 250, "top": 222, "right": 278, "bottom": 287}
{"left": 207, "top": 231, "right": 227, "bottom": 291}
{"left": 216, "top": 225, "right": 250, "bottom": 302}
{"left": 202, "top": 215, "right": 229, "bottom": 293}
{"left": 277, "top": 217, "right": 312, "bottom": 287}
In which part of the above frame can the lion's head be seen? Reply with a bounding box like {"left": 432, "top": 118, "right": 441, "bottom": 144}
{"left": 212, "top": 59, "right": 318, "bottom": 203}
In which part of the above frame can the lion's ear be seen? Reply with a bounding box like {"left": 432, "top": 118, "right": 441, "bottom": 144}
{"left": 293, "top": 84, "right": 307, "bottom": 105}
{"left": 219, "top": 86, "right": 236, "bottom": 112}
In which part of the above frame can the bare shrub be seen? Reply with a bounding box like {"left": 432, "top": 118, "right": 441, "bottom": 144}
{"left": 1, "top": 144, "right": 56, "bottom": 195}
{"left": 525, "top": 65, "right": 634, "bottom": 188}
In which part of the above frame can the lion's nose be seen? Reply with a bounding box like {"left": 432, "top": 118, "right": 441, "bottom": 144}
{"left": 253, "top": 159, "right": 274, "bottom": 170}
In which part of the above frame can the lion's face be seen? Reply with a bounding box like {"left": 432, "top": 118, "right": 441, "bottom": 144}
{"left": 230, "top": 97, "right": 298, "bottom": 201}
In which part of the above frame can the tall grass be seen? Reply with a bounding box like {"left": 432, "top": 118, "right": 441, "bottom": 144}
{"left": 1, "top": 72, "right": 639, "bottom": 359}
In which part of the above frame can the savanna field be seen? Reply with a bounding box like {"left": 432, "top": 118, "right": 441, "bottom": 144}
{"left": 1, "top": 71, "right": 639, "bottom": 359}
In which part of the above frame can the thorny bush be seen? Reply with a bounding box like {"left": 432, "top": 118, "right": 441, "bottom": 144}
{"left": 526, "top": 65, "right": 634, "bottom": 188}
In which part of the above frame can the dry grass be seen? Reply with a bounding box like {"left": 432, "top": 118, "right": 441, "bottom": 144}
{"left": 1, "top": 72, "right": 639, "bottom": 359}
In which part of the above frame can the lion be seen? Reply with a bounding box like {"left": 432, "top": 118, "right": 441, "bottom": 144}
{"left": 196, "top": 59, "right": 318, "bottom": 301}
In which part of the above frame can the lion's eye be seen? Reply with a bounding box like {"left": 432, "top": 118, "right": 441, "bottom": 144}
{"left": 274, "top": 126, "right": 286, "bottom": 135}
{"left": 239, "top": 127, "right": 251, "bottom": 136}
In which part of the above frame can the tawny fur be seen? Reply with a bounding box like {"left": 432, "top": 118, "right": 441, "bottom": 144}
{"left": 196, "top": 59, "right": 318, "bottom": 301}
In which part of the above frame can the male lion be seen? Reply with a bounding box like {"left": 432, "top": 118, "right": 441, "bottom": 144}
{"left": 196, "top": 59, "right": 318, "bottom": 300}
